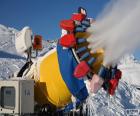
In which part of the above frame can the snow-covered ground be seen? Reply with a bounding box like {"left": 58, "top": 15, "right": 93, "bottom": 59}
{"left": 0, "top": 24, "right": 139, "bottom": 116}
{"left": 0, "top": 24, "right": 57, "bottom": 79}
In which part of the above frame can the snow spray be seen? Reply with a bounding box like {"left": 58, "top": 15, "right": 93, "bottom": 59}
{"left": 87, "top": 0, "right": 140, "bottom": 66}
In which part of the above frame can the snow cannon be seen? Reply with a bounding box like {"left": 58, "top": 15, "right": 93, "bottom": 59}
{"left": 59, "top": 7, "right": 122, "bottom": 97}
{"left": 33, "top": 7, "right": 103, "bottom": 110}
{"left": 11, "top": 7, "right": 122, "bottom": 115}
{"left": 15, "top": 27, "right": 43, "bottom": 60}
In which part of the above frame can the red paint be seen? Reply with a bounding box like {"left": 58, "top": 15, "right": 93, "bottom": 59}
{"left": 33, "top": 35, "right": 43, "bottom": 50}
{"left": 71, "top": 13, "right": 86, "bottom": 22}
{"left": 74, "top": 61, "right": 90, "bottom": 79}
{"left": 59, "top": 34, "right": 76, "bottom": 47}
{"left": 108, "top": 70, "right": 122, "bottom": 95}
{"left": 60, "top": 20, "right": 75, "bottom": 32}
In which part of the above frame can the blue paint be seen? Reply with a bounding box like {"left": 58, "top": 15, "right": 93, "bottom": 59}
{"left": 75, "top": 26, "right": 85, "bottom": 32}
{"left": 57, "top": 43, "right": 88, "bottom": 101}
{"left": 80, "top": 52, "right": 90, "bottom": 60}
{"left": 88, "top": 57, "right": 96, "bottom": 65}
{"left": 77, "top": 38, "right": 86, "bottom": 44}
{"left": 76, "top": 46, "right": 87, "bottom": 54}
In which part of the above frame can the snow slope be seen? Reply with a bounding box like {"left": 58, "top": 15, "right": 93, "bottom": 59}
{"left": 119, "top": 55, "right": 140, "bottom": 86}
{"left": 0, "top": 24, "right": 57, "bottom": 79}
{"left": 0, "top": 24, "right": 24, "bottom": 79}
{"left": 0, "top": 24, "right": 139, "bottom": 116}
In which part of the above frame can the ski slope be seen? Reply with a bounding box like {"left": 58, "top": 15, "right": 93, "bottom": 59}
{"left": 0, "top": 24, "right": 139, "bottom": 116}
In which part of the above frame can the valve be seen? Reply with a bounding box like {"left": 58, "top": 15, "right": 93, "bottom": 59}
{"left": 60, "top": 20, "right": 75, "bottom": 32}
{"left": 59, "top": 34, "right": 76, "bottom": 48}
{"left": 71, "top": 13, "right": 86, "bottom": 22}
{"left": 108, "top": 69, "right": 122, "bottom": 95}
{"left": 74, "top": 61, "right": 90, "bottom": 79}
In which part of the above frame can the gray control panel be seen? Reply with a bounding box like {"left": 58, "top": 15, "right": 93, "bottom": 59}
{"left": 0, "top": 79, "right": 34, "bottom": 115}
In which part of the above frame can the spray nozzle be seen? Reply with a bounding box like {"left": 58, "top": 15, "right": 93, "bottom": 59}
{"left": 98, "top": 65, "right": 110, "bottom": 81}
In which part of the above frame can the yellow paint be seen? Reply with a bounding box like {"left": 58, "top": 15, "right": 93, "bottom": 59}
{"left": 35, "top": 49, "right": 71, "bottom": 108}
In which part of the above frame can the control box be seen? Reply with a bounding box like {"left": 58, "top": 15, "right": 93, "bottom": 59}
{"left": 0, "top": 79, "right": 34, "bottom": 115}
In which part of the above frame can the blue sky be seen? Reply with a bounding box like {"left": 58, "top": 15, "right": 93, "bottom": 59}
{"left": 0, "top": 0, "right": 140, "bottom": 59}
{"left": 0, "top": 0, "right": 110, "bottom": 39}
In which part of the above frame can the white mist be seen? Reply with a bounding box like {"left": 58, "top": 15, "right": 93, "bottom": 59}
{"left": 87, "top": 0, "right": 140, "bottom": 66}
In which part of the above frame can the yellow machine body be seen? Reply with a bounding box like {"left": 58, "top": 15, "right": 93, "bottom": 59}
{"left": 34, "top": 48, "right": 71, "bottom": 108}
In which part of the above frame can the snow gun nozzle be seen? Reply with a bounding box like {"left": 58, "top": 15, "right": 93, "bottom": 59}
{"left": 98, "top": 65, "right": 110, "bottom": 81}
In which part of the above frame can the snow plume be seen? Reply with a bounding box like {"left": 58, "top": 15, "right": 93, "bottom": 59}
{"left": 87, "top": 0, "right": 140, "bottom": 66}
